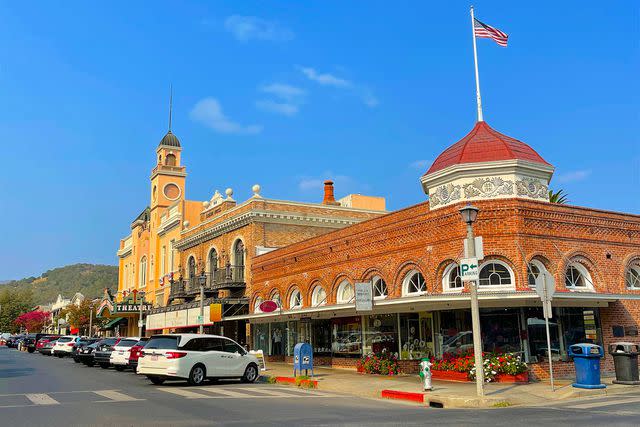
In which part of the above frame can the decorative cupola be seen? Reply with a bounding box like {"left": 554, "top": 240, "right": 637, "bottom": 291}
{"left": 421, "top": 121, "right": 554, "bottom": 209}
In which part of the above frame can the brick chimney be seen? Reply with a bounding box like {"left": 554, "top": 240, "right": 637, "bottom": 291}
{"left": 322, "top": 180, "right": 340, "bottom": 205}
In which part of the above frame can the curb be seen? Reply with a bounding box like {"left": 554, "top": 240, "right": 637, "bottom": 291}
{"left": 381, "top": 389, "right": 425, "bottom": 403}
{"left": 260, "top": 375, "right": 319, "bottom": 389}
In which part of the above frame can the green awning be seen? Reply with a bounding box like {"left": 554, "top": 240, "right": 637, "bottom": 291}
{"left": 101, "top": 317, "right": 127, "bottom": 330}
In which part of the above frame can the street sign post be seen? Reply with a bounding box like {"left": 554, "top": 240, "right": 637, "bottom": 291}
{"left": 535, "top": 270, "right": 556, "bottom": 391}
{"left": 460, "top": 258, "right": 479, "bottom": 281}
{"left": 197, "top": 315, "right": 204, "bottom": 325}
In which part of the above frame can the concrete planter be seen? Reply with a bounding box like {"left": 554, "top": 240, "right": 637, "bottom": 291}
{"left": 495, "top": 372, "right": 529, "bottom": 383}
{"left": 431, "top": 370, "right": 470, "bottom": 382}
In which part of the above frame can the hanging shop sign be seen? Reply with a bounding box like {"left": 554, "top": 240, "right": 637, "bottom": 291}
{"left": 259, "top": 300, "right": 278, "bottom": 313}
{"left": 355, "top": 282, "right": 373, "bottom": 312}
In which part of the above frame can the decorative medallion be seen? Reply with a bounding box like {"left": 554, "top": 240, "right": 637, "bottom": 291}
{"left": 430, "top": 183, "right": 462, "bottom": 207}
{"left": 515, "top": 178, "right": 548, "bottom": 200}
{"left": 463, "top": 177, "right": 514, "bottom": 199}
{"left": 163, "top": 183, "right": 181, "bottom": 200}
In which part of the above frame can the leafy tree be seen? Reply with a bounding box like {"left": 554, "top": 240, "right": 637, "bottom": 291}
{"left": 60, "top": 299, "right": 107, "bottom": 336}
{"left": 14, "top": 310, "right": 50, "bottom": 333}
{"left": 548, "top": 189, "right": 569, "bottom": 204}
{"left": 0, "top": 288, "right": 35, "bottom": 333}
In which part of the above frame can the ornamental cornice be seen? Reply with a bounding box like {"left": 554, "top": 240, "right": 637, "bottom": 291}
{"left": 175, "top": 210, "right": 363, "bottom": 251}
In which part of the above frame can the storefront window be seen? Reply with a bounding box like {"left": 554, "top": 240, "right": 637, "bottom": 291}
{"left": 312, "top": 320, "right": 332, "bottom": 355}
{"left": 270, "top": 322, "right": 287, "bottom": 356}
{"left": 524, "top": 307, "right": 560, "bottom": 361}
{"left": 559, "top": 307, "right": 602, "bottom": 350}
{"left": 331, "top": 317, "right": 362, "bottom": 358}
{"left": 480, "top": 308, "right": 522, "bottom": 354}
{"left": 400, "top": 312, "right": 434, "bottom": 360}
{"left": 253, "top": 323, "right": 269, "bottom": 353}
{"left": 438, "top": 310, "right": 472, "bottom": 357}
{"left": 285, "top": 321, "right": 298, "bottom": 356}
{"left": 364, "top": 314, "right": 398, "bottom": 355}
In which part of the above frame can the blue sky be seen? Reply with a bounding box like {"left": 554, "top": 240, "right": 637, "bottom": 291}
{"left": 0, "top": 1, "right": 638, "bottom": 279}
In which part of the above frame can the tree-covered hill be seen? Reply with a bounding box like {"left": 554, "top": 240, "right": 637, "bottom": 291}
{"left": 5, "top": 263, "right": 118, "bottom": 304}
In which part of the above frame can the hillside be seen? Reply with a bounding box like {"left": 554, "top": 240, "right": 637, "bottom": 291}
{"left": 6, "top": 263, "right": 118, "bottom": 304}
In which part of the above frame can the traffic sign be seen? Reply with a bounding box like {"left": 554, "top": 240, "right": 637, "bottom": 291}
{"left": 197, "top": 315, "right": 204, "bottom": 324}
{"left": 460, "top": 258, "right": 479, "bottom": 281}
{"left": 535, "top": 271, "right": 555, "bottom": 319}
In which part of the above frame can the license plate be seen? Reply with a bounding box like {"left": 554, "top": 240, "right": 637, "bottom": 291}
{"left": 150, "top": 355, "right": 158, "bottom": 361}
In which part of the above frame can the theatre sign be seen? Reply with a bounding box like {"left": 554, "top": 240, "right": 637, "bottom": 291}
{"left": 96, "top": 289, "right": 152, "bottom": 318}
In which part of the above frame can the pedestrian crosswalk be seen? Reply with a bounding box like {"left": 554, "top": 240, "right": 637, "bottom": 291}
{"left": 0, "top": 385, "right": 338, "bottom": 409}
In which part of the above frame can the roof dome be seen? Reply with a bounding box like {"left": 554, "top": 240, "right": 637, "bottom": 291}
{"left": 425, "top": 121, "right": 550, "bottom": 175}
{"left": 158, "top": 130, "right": 181, "bottom": 148}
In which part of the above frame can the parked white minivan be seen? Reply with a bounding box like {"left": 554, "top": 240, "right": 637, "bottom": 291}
{"left": 137, "top": 334, "right": 259, "bottom": 386}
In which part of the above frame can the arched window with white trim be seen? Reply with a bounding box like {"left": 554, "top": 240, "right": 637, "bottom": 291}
{"left": 402, "top": 270, "right": 426, "bottom": 296}
{"left": 626, "top": 260, "right": 640, "bottom": 290}
{"left": 565, "top": 261, "right": 594, "bottom": 290}
{"left": 527, "top": 259, "right": 547, "bottom": 288}
{"left": 270, "top": 290, "right": 281, "bottom": 308}
{"left": 139, "top": 256, "right": 147, "bottom": 288}
{"left": 311, "top": 286, "right": 327, "bottom": 307}
{"left": 442, "top": 263, "right": 463, "bottom": 292}
{"left": 254, "top": 296, "right": 263, "bottom": 313}
{"left": 208, "top": 248, "right": 218, "bottom": 272}
{"left": 372, "top": 276, "right": 388, "bottom": 299}
{"left": 478, "top": 260, "right": 514, "bottom": 290}
{"left": 289, "top": 288, "right": 303, "bottom": 309}
{"left": 336, "top": 280, "right": 354, "bottom": 304}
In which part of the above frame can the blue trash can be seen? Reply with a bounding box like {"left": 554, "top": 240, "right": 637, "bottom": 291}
{"left": 568, "top": 343, "right": 606, "bottom": 389}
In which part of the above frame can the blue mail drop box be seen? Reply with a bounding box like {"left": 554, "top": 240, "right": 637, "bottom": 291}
{"left": 293, "top": 343, "right": 314, "bottom": 377}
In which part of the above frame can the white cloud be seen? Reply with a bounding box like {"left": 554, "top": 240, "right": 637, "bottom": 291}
{"left": 190, "top": 97, "right": 262, "bottom": 135}
{"left": 299, "top": 67, "right": 351, "bottom": 88}
{"left": 298, "top": 172, "right": 353, "bottom": 192}
{"left": 409, "top": 160, "right": 430, "bottom": 169}
{"left": 555, "top": 169, "right": 592, "bottom": 183}
{"left": 261, "top": 83, "right": 306, "bottom": 101}
{"left": 255, "top": 100, "right": 299, "bottom": 116}
{"left": 298, "top": 66, "right": 379, "bottom": 108}
{"left": 224, "top": 15, "right": 294, "bottom": 42}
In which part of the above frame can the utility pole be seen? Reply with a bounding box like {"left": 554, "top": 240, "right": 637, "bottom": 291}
{"left": 88, "top": 305, "right": 93, "bottom": 337}
{"left": 198, "top": 271, "right": 207, "bottom": 334}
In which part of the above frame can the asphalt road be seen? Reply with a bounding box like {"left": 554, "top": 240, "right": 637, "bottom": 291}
{"left": 1, "top": 346, "right": 639, "bottom": 427}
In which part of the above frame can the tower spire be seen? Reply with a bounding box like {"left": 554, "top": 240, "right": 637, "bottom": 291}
{"left": 168, "top": 84, "right": 173, "bottom": 132}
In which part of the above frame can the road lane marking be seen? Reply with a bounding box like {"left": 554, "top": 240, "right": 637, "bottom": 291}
{"left": 159, "top": 388, "right": 212, "bottom": 399}
{"left": 93, "top": 390, "right": 143, "bottom": 402}
{"left": 234, "top": 387, "right": 297, "bottom": 397}
{"left": 25, "top": 394, "right": 59, "bottom": 405}
{"left": 195, "top": 388, "right": 254, "bottom": 398}
{"left": 566, "top": 396, "right": 640, "bottom": 409}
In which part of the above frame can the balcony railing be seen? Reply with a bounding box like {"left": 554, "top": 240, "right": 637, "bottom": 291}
{"left": 182, "top": 265, "right": 246, "bottom": 295}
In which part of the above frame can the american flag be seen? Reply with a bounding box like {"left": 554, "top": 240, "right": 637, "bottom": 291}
{"left": 474, "top": 18, "right": 508, "bottom": 47}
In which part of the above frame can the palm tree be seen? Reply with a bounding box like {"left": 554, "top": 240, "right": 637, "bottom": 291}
{"left": 548, "top": 189, "right": 569, "bottom": 204}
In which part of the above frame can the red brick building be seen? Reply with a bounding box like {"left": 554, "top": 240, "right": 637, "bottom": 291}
{"left": 242, "top": 121, "right": 640, "bottom": 378}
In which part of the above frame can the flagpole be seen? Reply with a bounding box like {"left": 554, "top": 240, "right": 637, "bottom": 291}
{"left": 470, "top": 6, "right": 484, "bottom": 122}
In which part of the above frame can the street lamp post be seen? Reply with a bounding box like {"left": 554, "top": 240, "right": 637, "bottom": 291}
{"left": 138, "top": 290, "right": 146, "bottom": 337}
{"left": 198, "top": 271, "right": 207, "bottom": 334}
{"left": 459, "top": 204, "right": 484, "bottom": 397}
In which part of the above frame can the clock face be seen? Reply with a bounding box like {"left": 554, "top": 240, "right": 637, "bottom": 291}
{"left": 163, "top": 183, "right": 181, "bottom": 200}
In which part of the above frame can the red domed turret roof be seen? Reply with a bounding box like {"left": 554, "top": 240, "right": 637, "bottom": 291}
{"left": 425, "top": 121, "right": 551, "bottom": 175}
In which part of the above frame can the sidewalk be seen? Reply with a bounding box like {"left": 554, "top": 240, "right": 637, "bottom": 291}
{"left": 261, "top": 362, "right": 640, "bottom": 408}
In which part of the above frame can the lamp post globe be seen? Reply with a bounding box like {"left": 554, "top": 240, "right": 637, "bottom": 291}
{"left": 459, "top": 203, "right": 479, "bottom": 225}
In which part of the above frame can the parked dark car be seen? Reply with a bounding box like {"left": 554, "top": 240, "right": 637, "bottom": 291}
{"left": 25, "top": 333, "right": 57, "bottom": 353}
{"left": 38, "top": 338, "right": 58, "bottom": 356}
{"left": 6, "top": 335, "right": 25, "bottom": 349}
{"left": 128, "top": 337, "right": 149, "bottom": 372}
{"left": 77, "top": 341, "right": 101, "bottom": 366}
{"left": 93, "top": 338, "right": 121, "bottom": 369}
{"left": 72, "top": 338, "right": 101, "bottom": 363}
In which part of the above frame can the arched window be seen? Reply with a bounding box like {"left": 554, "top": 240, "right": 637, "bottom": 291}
{"left": 289, "top": 288, "right": 303, "bottom": 309}
{"left": 208, "top": 248, "right": 218, "bottom": 272}
{"left": 188, "top": 256, "right": 196, "bottom": 278}
{"left": 527, "top": 259, "right": 547, "bottom": 288}
{"left": 626, "top": 261, "right": 640, "bottom": 290}
{"left": 139, "top": 256, "right": 147, "bottom": 287}
{"left": 234, "top": 240, "right": 245, "bottom": 267}
{"left": 372, "top": 276, "right": 388, "bottom": 299}
{"left": 565, "top": 262, "right": 593, "bottom": 290}
{"left": 442, "top": 263, "right": 463, "bottom": 292}
{"left": 336, "top": 280, "right": 354, "bottom": 304}
{"left": 478, "top": 261, "right": 514, "bottom": 289}
{"left": 311, "top": 286, "right": 327, "bottom": 307}
{"left": 403, "top": 270, "right": 426, "bottom": 296}
{"left": 254, "top": 296, "right": 263, "bottom": 313}
{"left": 165, "top": 153, "right": 176, "bottom": 166}
{"left": 271, "top": 291, "right": 281, "bottom": 308}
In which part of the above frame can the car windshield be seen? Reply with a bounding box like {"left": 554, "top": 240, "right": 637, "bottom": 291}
{"left": 134, "top": 339, "right": 148, "bottom": 346}
{"left": 101, "top": 338, "right": 118, "bottom": 346}
{"left": 145, "top": 336, "right": 178, "bottom": 350}
{"left": 57, "top": 337, "right": 73, "bottom": 343}
{"left": 116, "top": 339, "right": 138, "bottom": 347}
{"left": 88, "top": 342, "right": 100, "bottom": 348}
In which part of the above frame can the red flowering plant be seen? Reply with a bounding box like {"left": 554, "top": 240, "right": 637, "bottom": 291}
{"left": 14, "top": 310, "right": 50, "bottom": 333}
{"left": 357, "top": 352, "right": 401, "bottom": 375}
{"left": 431, "top": 351, "right": 527, "bottom": 382}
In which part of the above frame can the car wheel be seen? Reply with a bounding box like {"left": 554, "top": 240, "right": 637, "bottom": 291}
{"left": 86, "top": 360, "right": 95, "bottom": 367}
{"left": 114, "top": 366, "right": 125, "bottom": 371}
{"left": 73, "top": 357, "right": 80, "bottom": 363}
{"left": 28, "top": 348, "right": 35, "bottom": 353}
{"left": 187, "top": 364, "right": 206, "bottom": 386}
{"left": 241, "top": 363, "right": 259, "bottom": 383}
{"left": 148, "top": 376, "right": 165, "bottom": 385}
{"left": 57, "top": 354, "right": 64, "bottom": 358}
{"left": 100, "top": 363, "right": 110, "bottom": 369}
